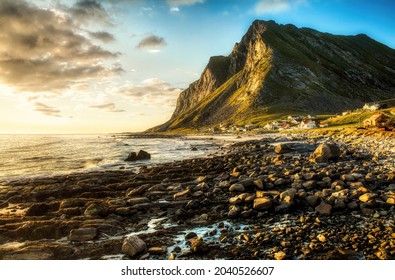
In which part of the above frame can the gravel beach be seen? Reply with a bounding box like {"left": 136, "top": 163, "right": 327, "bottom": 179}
{"left": 0, "top": 131, "right": 394, "bottom": 260}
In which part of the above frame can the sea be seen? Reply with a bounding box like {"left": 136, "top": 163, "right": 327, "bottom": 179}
{"left": 0, "top": 134, "right": 220, "bottom": 183}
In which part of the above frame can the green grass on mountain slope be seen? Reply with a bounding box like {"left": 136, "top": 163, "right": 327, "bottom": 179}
{"left": 324, "top": 107, "right": 395, "bottom": 127}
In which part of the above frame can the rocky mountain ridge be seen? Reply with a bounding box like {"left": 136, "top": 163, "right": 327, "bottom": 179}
{"left": 151, "top": 20, "right": 395, "bottom": 132}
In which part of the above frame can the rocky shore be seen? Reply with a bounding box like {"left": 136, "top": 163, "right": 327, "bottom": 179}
{"left": 0, "top": 132, "right": 394, "bottom": 260}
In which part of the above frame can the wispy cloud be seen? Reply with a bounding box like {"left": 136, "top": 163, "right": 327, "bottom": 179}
{"left": 254, "top": 0, "right": 307, "bottom": 14}
{"left": 136, "top": 35, "right": 167, "bottom": 49}
{"left": 89, "top": 102, "right": 125, "bottom": 112}
{"left": 118, "top": 78, "right": 182, "bottom": 107}
{"left": 0, "top": 0, "right": 123, "bottom": 93}
{"left": 33, "top": 102, "right": 62, "bottom": 117}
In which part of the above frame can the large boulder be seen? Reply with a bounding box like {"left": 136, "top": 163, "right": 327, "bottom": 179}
{"left": 275, "top": 143, "right": 293, "bottom": 154}
{"left": 121, "top": 235, "right": 146, "bottom": 257}
{"left": 125, "top": 150, "right": 151, "bottom": 162}
{"left": 310, "top": 143, "right": 341, "bottom": 163}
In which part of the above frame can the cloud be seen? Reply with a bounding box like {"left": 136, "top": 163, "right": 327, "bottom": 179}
{"left": 254, "top": 0, "right": 308, "bottom": 14}
{"left": 89, "top": 31, "right": 115, "bottom": 42}
{"left": 0, "top": 0, "right": 123, "bottom": 93}
{"left": 170, "top": 7, "right": 180, "bottom": 13}
{"left": 118, "top": 78, "right": 182, "bottom": 107}
{"left": 136, "top": 35, "right": 167, "bottom": 49}
{"left": 89, "top": 102, "right": 125, "bottom": 112}
{"left": 167, "top": 0, "right": 205, "bottom": 6}
{"left": 33, "top": 102, "right": 62, "bottom": 117}
{"left": 67, "top": 0, "right": 112, "bottom": 25}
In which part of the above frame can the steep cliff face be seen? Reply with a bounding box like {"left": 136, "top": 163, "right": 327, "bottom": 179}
{"left": 150, "top": 20, "right": 395, "bottom": 132}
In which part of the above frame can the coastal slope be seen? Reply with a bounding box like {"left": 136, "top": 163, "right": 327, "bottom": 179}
{"left": 150, "top": 20, "right": 395, "bottom": 132}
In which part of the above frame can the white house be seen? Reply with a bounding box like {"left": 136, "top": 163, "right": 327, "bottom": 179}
{"left": 363, "top": 103, "right": 380, "bottom": 111}
{"left": 299, "top": 120, "right": 317, "bottom": 129}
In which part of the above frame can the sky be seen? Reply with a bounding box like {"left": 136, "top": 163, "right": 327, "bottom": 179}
{"left": 0, "top": 0, "right": 394, "bottom": 134}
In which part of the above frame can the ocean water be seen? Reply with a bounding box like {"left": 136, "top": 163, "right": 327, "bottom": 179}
{"left": 0, "top": 134, "right": 219, "bottom": 183}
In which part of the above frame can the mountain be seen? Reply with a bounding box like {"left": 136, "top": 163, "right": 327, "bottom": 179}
{"left": 150, "top": 20, "right": 395, "bottom": 132}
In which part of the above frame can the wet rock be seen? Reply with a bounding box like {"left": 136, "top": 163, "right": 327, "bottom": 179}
{"left": 315, "top": 203, "right": 332, "bottom": 216}
{"left": 229, "top": 183, "right": 245, "bottom": 192}
{"left": 122, "top": 236, "right": 147, "bottom": 257}
{"left": 185, "top": 232, "right": 197, "bottom": 240}
{"left": 84, "top": 203, "right": 108, "bottom": 217}
{"left": 189, "top": 237, "right": 208, "bottom": 254}
{"left": 275, "top": 144, "right": 292, "bottom": 154}
{"left": 310, "top": 143, "right": 341, "bottom": 163}
{"left": 253, "top": 197, "right": 272, "bottom": 210}
{"left": 125, "top": 150, "right": 151, "bottom": 162}
{"left": 69, "top": 227, "right": 97, "bottom": 242}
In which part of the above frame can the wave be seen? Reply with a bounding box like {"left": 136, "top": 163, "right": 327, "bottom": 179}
{"left": 21, "top": 156, "right": 67, "bottom": 162}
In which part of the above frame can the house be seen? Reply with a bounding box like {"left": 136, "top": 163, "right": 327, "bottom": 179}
{"left": 363, "top": 103, "right": 380, "bottom": 111}
{"left": 299, "top": 120, "right": 317, "bottom": 129}
{"left": 278, "top": 123, "right": 290, "bottom": 130}
{"left": 363, "top": 114, "right": 387, "bottom": 128}
{"left": 263, "top": 123, "right": 278, "bottom": 130}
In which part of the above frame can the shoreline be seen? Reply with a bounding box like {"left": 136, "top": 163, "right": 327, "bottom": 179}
{"left": 0, "top": 132, "right": 394, "bottom": 260}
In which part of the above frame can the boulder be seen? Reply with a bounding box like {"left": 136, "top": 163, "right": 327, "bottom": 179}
{"left": 189, "top": 237, "right": 208, "bottom": 254}
{"left": 315, "top": 202, "right": 332, "bottom": 216}
{"left": 310, "top": 143, "right": 341, "bottom": 163}
{"left": 253, "top": 197, "right": 272, "bottom": 210}
{"left": 275, "top": 143, "right": 293, "bottom": 154}
{"left": 125, "top": 150, "right": 151, "bottom": 162}
{"left": 122, "top": 236, "right": 147, "bottom": 257}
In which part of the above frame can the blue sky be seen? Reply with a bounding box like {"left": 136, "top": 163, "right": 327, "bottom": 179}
{"left": 0, "top": 0, "right": 394, "bottom": 133}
